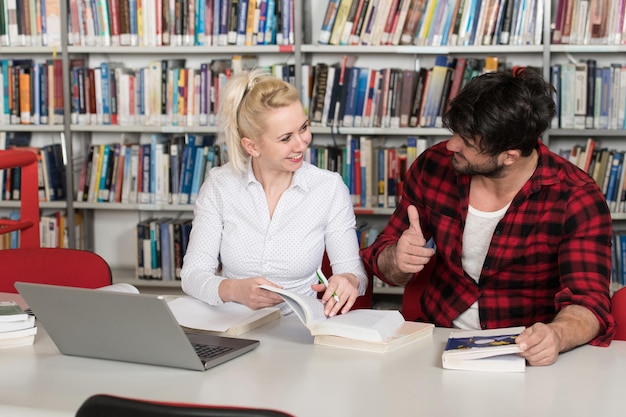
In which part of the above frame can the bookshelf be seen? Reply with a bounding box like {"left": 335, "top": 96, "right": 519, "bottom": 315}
{"left": 1, "top": 0, "right": 625, "bottom": 298}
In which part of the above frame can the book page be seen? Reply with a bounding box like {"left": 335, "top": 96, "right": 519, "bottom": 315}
{"left": 96, "top": 283, "right": 140, "bottom": 294}
{"left": 312, "top": 309, "right": 405, "bottom": 342}
{"left": 260, "top": 284, "right": 405, "bottom": 342}
{"left": 166, "top": 296, "right": 275, "bottom": 333}
{"left": 258, "top": 284, "right": 326, "bottom": 325}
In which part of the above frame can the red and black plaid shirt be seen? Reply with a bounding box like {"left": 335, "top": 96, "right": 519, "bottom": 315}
{"left": 361, "top": 140, "right": 616, "bottom": 346}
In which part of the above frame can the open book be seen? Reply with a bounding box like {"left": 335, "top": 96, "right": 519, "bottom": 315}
{"left": 99, "top": 283, "right": 280, "bottom": 336}
{"left": 442, "top": 326, "right": 526, "bottom": 372}
{"left": 259, "top": 284, "right": 405, "bottom": 342}
{"left": 314, "top": 321, "right": 434, "bottom": 352}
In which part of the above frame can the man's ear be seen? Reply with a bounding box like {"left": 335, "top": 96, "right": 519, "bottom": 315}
{"left": 502, "top": 149, "right": 522, "bottom": 166}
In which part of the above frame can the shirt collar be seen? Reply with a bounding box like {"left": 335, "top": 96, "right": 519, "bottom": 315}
{"left": 532, "top": 140, "right": 560, "bottom": 187}
{"left": 244, "top": 159, "right": 311, "bottom": 193}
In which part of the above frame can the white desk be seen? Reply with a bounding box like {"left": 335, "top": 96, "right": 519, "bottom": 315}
{"left": 1, "top": 293, "right": 626, "bottom": 417}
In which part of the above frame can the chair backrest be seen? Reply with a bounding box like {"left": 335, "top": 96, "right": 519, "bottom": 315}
{"left": 611, "top": 287, "right": 626, "bottom": 341}
{"left": 0, "top": 149, "right": 40, "bottom": 249}
{"left": 75, "top": 394, "right": 296, "bottom": 417}
{"left": 401, "top": 257, "right": 435, "bottom": 321}
{"left": 0, "top": 248, "right": 112, "bottom": 293}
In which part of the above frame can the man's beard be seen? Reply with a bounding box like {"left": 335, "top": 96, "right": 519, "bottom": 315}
{"left": 451, "top": 153, "right": 505, "bottom": 178}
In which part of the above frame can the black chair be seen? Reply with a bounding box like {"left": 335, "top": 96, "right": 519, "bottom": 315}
{"left": 75, "top": 394, "right": 295, "bottom": 417}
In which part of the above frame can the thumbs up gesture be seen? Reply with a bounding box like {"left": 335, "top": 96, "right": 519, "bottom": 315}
{"left": 395, "top": 205, "right": 435, "bottom": 274}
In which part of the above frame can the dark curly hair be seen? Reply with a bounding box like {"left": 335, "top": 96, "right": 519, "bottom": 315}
{"left": 442, "top": 69, "right": 556, "bottom": 157}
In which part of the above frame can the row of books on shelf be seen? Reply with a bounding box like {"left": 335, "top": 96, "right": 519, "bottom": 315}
{"left": 0, "top": 133, "right": 67, "bottom": 202}
{"left": 306, "top": 135, "right": 429, "bottom": 209}
{"left": 0, "top": 0, "right": 61, "bottom": 47}
{"left": 135, "top": 215, "right": 379, "bottom": 281}
{"left": 307, "top": 54, "right": 501, "bottom": 130}
{"left": 319, "top": 0, "right": 543, "bottom": 47}
{"left": 552, "top": 0, "right": 626, "bottom": 45}
{"left": 560, "top": 140, "right": 626, "bottom": 214}
{"left": 76, "top": 131, "right": 424, "bottom": 209}
{"left": 66, "top": 55, "right": 295, "bottom": 127}
{"left": 0, "top": 58, "right": 65, "bottom": 126}
{"left": 551, "top": 60, "right": 626, "bottom": 131}
{"left": 68, "top": 0, "right": 295, "bottom": 47}
{"left": 0, "top": 210, "right": 82, "bottom": 249}
{"left": 76, "top": 133, "right": 225, "bottom": 205}
{"left": 136, "top": 216, "right": 192, "bottom": 280}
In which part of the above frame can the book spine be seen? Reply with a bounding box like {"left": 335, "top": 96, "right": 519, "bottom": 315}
{"left": 256, "top": 0, "right": 267, "bottom": 44}
{"left": 264, "top": 0, "right": 276, "bottom": 44}
{"left": 236, "top": 0, "right": 248, "bottom": 45}
{"left": 585, "top": 59, "right": 596, "bottom": 129}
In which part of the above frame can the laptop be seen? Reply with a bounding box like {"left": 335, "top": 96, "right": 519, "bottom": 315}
{"left": 15, "top": 282, "right": 260, "bottom": 371}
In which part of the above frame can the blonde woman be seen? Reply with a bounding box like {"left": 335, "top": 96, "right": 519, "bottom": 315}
{"left": 181, "top": 69, "right": 366, "bottom": 317}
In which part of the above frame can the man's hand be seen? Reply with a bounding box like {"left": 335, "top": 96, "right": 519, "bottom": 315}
{"left": 516, "top": 305, "right": 600, "bottom": 366}
{"left": 377, "top": 205, "right": 435, "bottom": 286}
{"left": 516, "top": 323, "right": 562, "bottom": 366}
{"left": 395, "top": 205, "right": 434, "bottom": 274}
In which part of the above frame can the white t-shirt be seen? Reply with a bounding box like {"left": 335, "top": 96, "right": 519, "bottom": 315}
{"left": 181, "top": 160, "right": 367, "bottom": 314}
{"left": 453, "top": 202, "right": 510, "bottom": 329}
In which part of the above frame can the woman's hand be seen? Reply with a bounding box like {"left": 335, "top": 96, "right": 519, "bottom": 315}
{"left": 311, "top": 273, "right": 360, "bottom": 317}
{"left": 219, "top": 277, "right": 284, "bottom": 310}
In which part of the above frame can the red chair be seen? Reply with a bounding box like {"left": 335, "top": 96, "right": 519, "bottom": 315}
{"left": 0, "top": 247, "right": 112, "bottom": 293}
{"left": 401, "top": 257, "right": 435, "bottom": 321}
{"left": 75, "top": 394, "right": 295, "bottom": 417}
{"left": 0, "top": 149, "right": 112, "bottom": 293}
{"left": 611, "top": 287, "right": 626, "bottom": 341}
{"left": 0, "top": 149, "right": 40, "bottom": 249}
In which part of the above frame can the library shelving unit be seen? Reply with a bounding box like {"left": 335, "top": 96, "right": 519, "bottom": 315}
{"left": 4, "top": 0, "right": 624, "bottom": 298}
{"left": 0, "top": 45, "right": 73, "bottom": 246}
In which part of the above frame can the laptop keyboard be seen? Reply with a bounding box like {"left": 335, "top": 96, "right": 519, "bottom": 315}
{"left": 192, "top": 343, "right": 233, "bottom": 358}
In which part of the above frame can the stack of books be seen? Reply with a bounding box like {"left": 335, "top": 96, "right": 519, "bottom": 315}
{"left": 0, "top": 301, "right": 37, "bottom": 349}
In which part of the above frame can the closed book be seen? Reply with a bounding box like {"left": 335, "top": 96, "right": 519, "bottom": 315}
{"left": 389, "top": 0, "right": 411, "bottom": 45}
{"left": 409, "top": 67, "right": 428, "bottom": 127}
{"left": 380, "top": 0, "right": 401, "bottom": 45}
{"left": 420, "top": 55, "right": 452, "bottom": 127}
{"left": 399, "top": 69, "right": 416, "bottom": 128}
{"left": 573, "top": 62, "right": 588, "bottom": 129}
{"left": 341, "top": 66, "right": 360, "bottom": 127}
{"left": 356, "top": 0, "right": 377, "bottom": 44}
{"left": 0, "top": 315, "right": 35, "bottom": 332}
{"left": 329, "top": 0, "right": 353, "bottom": 45}
{"left": 559, "top": 63, "right": 576, "bottom": 129}
{"left": 435, "top": 57, "right": 456, "bottom": 127}
{"left": 321, "top": 64, "right": 338, "bottom": 126}
{"left": 339, "top": 0, "right": 361, "bottom": 44}
{"left": 585, "top": 59, "right": 596, "bottom": 129}
{"left": 314, "top": 321, "right": 434, "bottom": 352}
{"left": 0, "top": 325, "right": 37, "bottom": 349}
{"left": 367, "top": 0, "right": 392, "bottom": 45}
{"left": 310, "top": 63, "right": 328, "bottom": 124}
{"left": 0, "top": 301, "right": 29, "bottom": 322}
{"left": 326, "top": 63, "right": 344, "bottom": 127}
{"left": 442, "top": 326, "right": 525, "bottom": 372}
{"left": 400, "top": 0, "right": 427, "bottom": 44}
{"left": 349, "top": 0, "right": 371, "bottom": 44}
